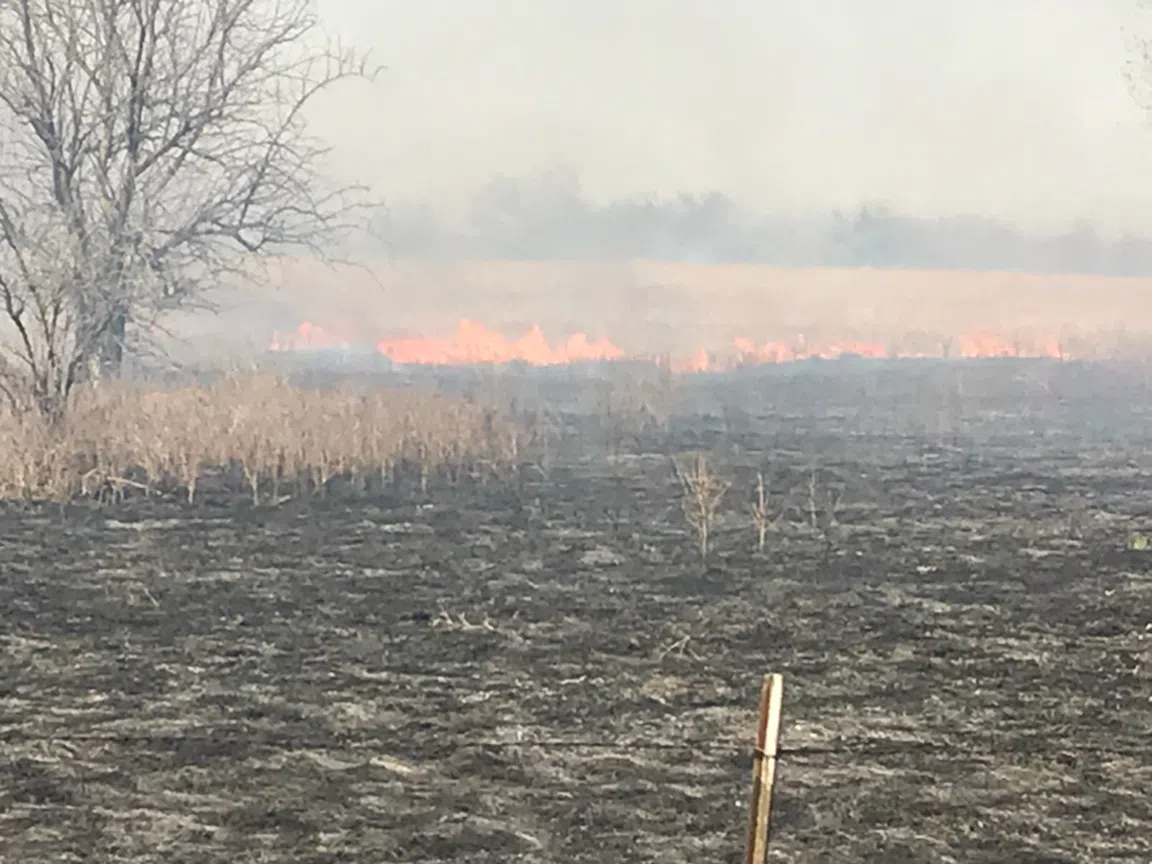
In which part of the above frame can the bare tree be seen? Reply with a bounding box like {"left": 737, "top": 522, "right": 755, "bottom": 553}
{"left": 805, "top": 467, "right": 819, "bottom": 530}
{"left": 0, "top": 0, "right": 380, "bottom": 420}
{"left": 674, "top": 452, "right": 728, "bottom": 562}
{"left": 750, "top": 469, "right": 781, "bottom": 553}
{"left": 803, "top": 465, "right": 843, "bottom": 550}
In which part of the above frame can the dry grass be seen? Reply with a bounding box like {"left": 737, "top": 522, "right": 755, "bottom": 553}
{"left": 0, "top": 375, "right": 519, "bottom": 504}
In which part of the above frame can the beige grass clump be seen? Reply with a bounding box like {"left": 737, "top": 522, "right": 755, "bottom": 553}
{"left": 0, "top": 375, "right": 518, "bottom": 504}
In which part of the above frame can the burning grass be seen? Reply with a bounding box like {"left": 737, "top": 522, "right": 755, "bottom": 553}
{"left": 0, "top": 375, "right": 520, "bottom": 504}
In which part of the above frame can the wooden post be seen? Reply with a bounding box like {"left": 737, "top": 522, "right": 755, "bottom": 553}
{"left": 744, "top": 673, "right": 784, "bottom": 864}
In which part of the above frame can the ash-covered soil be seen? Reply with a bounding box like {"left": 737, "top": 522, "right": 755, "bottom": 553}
{"left": 2, "top": 361, "right": 1151, "bottom": 863}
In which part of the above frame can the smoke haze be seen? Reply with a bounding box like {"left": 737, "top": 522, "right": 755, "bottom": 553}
{"left": 313, "top": 0, "right": 1152, "bottom": 239}
{"left": 177, "top": 1, "right": 1152, "bottom": 362}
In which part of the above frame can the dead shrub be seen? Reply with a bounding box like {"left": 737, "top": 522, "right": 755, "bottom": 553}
{"left": 673, "top": 452, "right": 729, "bottom": 561}
{"left": 750, "top": 470, "right": 783, "bottom": 553}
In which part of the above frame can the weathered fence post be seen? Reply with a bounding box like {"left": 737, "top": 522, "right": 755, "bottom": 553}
{"left": 744, "top": 673, "right": 784, "bottom": 864}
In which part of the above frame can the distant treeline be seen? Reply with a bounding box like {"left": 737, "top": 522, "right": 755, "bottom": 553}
{"left": 378, "top": 171, "right": 1152, "bottom": 276}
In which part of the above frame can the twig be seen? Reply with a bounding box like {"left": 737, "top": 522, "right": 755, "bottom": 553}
{"left": 655, "top": 633, "right": 702, "bottom": 661}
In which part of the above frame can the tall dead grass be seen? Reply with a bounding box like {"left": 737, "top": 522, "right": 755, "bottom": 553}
{"left": 0, "top": 375, "right": 519, "bottom": 504}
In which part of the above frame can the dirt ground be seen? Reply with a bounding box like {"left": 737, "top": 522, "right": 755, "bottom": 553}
{"left": 1, "top": 360, "right": 1150, "bottom": 863}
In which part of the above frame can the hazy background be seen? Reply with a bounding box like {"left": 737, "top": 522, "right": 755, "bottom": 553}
{"left": 309, "top": 0, "right": 1152, "bottom": 265}
{"left": 184, "top": 1, "right": 1152, "bottom": 358}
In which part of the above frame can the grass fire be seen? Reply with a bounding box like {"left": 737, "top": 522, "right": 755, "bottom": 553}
{"left": 268, "top": 317, "right": 1081, "bottom": 371}
{"left": 2, "top": 0, "right": 1151, "bottom": 861}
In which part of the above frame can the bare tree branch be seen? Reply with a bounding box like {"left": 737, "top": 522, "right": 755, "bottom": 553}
{"left": 0, "top": 0, "right": 382, "bottom": 419}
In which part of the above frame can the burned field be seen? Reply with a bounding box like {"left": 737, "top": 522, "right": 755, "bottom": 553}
{"left": 1, "top": 360, "right": 1151, "bottom": 863}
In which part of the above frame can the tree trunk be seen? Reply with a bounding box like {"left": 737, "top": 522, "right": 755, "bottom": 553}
{"left": 98, "top": 309, "right": 127, "bottom": 379}
{"left": 75, "top": 306, "right": 128, "bottom": 385}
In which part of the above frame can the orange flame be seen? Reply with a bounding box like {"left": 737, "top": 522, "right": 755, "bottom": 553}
{"left": 375, "top": 319, "right": 624, "bottom": 366}
{"left": 270, "top": 319, "right": 360, "bottom": 352}
{"left": 674, "top": 348, "right": 713, "bottom": 373}
{"left": 269, "top": 319, "right": 1080, "bottom": 369}
{"left": 956, "top": 331, "right": 1067, "bottom": 360}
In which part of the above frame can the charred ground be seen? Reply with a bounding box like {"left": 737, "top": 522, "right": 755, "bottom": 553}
{"left": 1, "top": 359, "right": 1150, "bottom": 863}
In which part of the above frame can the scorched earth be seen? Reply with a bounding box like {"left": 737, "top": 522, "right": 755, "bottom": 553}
{"left": 1, "top": 359, "right": 1150, "bottom": 863}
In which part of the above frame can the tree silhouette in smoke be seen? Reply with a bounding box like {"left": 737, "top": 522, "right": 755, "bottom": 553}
{"left": 378, "top": 170, "right": 1152, "bottom": 276}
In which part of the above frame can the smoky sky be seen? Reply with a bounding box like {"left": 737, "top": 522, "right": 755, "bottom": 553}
{"left": 308, "top": 0, "right": 1152, "bottom": 235}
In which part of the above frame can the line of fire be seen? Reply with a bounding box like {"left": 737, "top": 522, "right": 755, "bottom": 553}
{"left": 267, "top": 319, "right": 1078, "bottom": 372}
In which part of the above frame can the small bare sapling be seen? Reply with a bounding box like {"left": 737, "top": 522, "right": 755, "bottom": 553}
{"left": 751, "top": 471, "right": 782, "bottom": 552}
{"left": 805, "top": 466, "right": 844, "bottom": 545}
{"left": 674, "top": 453, "right": 729, "bottom": 561}
{"left": 806, "top": 468, "right": 819, "bottom": 530}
